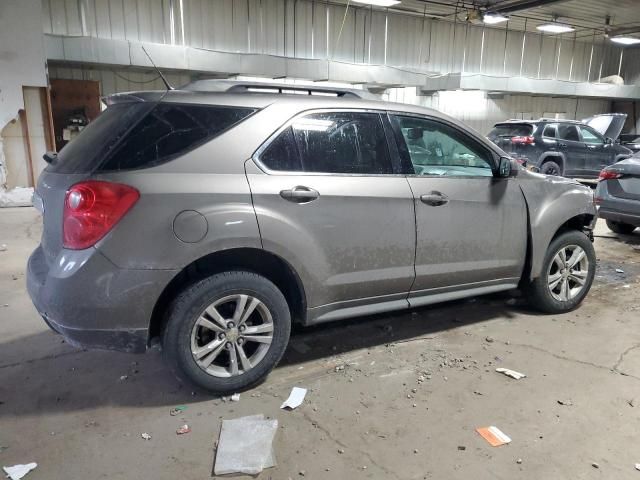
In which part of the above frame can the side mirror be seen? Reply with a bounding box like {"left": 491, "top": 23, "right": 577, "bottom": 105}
{"left": 498, "top": 157, "right": 518, "bottom": 177}
{"left": 605, "top": 137, "right": 614, "bottom": 145}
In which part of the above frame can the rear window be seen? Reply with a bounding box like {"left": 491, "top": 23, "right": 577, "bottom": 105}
{"left": 48, "top": 103, "right": 256, "bottom": 173}
{"left": 489, "top": 124, "right": 533, "bottom": 138}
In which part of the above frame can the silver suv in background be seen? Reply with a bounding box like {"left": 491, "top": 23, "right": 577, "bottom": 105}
{"left": 28, "top": 82, "right": 597, "bottom": 394}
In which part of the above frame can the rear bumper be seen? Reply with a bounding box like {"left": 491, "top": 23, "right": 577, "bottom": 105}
{"left": 27, "top": 245, "right": 177, "bottom": 353}
{"left": 595, "top": 181, "right": 640, "bottom": 227}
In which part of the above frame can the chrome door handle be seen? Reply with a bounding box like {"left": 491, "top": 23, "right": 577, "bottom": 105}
{"left": 420, "top": 192, "right": 449, "bottom": 206}
{"left": 280, "top": 186, "right": 320, "bottom": 203}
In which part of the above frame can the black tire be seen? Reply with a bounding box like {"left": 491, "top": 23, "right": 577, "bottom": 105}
{"left": 541, "top": 160, "right": 562, "bottom": 176}
{"left": 524, "top": 230, "right": 596, "bottom": 314}
{"left": 606, "top": 219, "right": 637, "bottom": 235}
{"left": 162, "top": 271, "right": 291, "bottom": 394}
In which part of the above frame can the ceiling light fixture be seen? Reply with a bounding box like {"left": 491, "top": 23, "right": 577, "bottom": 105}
{"left": 483, "top": 13, "right": 509, "bottom": 24}
{"left": 536, "top": 21, "right": 574, "bottom": 34}
{"left": 351, "top": 0, "right": 401, "bottom": 6}
{"left": 610, "top": 36, "right": 640, "bottom": 45}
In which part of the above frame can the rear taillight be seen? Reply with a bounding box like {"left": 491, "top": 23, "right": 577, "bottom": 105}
{"left": 511, "top": 135, "right": 535, "bottom": 145}
{"left": 598, "top": 170, "right": 622, "bottom": 181}
{"left": 63, "top": 181, "right": 139, "bottom": 250}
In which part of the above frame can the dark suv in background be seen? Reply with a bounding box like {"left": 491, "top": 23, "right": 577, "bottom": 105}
{"left": 488, "top": 115, "right": 632, "bottom": 178}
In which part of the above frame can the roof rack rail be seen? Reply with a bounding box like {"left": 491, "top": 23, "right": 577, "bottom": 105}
{"left": 181, "top": 80, "right": 379, "bottom": 100}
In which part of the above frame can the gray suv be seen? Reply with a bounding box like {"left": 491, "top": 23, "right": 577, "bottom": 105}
{"left": 27, "top": 82, "right": 597, "bottom": 393}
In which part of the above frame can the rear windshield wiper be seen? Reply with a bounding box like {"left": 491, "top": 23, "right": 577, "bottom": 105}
{"left": 43, "top": 151, "right": 58, "bottom": 164}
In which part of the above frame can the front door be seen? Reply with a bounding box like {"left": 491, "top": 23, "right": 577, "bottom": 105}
{"left": 557, "top": 124, "right": 586, "bottom": 177}
{"left": 388, "top": 114, "right": 528, "bottom": 300}
{"left": 247, "top": 110, "right": 416, "bottom": 318}
{"left": 579, "top": 125, "right": 609, "bottom": 177}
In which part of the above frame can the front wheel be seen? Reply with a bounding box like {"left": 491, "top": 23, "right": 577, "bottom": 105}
{"left": 606, "top": 219, "right": 637, "bottom": 235}
{"left": 524, "top": 230, "right": 596, "bottom": 314}
{"left": 163, "top": 271, "right": 291, "bottom": 394}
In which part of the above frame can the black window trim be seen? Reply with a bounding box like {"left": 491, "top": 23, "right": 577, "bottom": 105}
{"left": 97, "top": 101, "right": 259, "bottom": 173}
{"left": 386, "top": 111, "right": 501, "bottom": 178}
{"left": 578, "top": 124, "right": 605, "bottom": 144}
{"left": 252, "top": 108, "right": 405, "bottom": 177}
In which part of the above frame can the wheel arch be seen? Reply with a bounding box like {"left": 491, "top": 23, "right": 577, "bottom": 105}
{"left": 148, "top": 247, "right": 307, "bottom": 344}
{"left": 527, "top": 212, "right": 595, "bottom": 281}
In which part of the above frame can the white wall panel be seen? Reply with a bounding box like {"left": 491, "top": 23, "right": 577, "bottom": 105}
{"left": 41, "top": 0, "right": 632, "bottom": 83}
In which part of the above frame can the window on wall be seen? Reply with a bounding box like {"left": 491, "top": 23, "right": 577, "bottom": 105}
{"left": 259, "top": 112, "right": 393, "bottom": 175}
{"left": 391, "top": 115, "right": 494, "bottom": 177}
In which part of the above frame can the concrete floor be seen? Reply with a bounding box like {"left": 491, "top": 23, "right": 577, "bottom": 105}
{"left": 1, "top": 207, "right": 640, "bottom": 480}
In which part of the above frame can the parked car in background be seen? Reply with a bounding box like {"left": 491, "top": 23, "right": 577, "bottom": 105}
{"left": 28, "top": 81, "right": 598, "bottom": 394}
{"left": 596, "top": 157, "right": 640, "bottom": 234}
{"left": 619, "top": 134, "right": 640, "bottom": 155}
{"left": 488, "top": 117, "right": 632, "bottom": 178}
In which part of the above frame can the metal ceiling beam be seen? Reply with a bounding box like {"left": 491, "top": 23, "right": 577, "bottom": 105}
{"left": 607, "top": 25, "right": 640, "bottom": 37}
{"left": 487, "top": 0, "right": 571, "bottom": 15}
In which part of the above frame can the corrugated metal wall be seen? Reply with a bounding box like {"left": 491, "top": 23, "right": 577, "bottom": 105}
{"left": 42, "top": 0, "right": 626, "bottom": 82}
{"left": 383, "top": 88, "right": 611, "bottom": 134}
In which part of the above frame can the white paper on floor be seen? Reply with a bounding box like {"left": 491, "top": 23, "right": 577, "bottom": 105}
{"left": 280, "top": 387, "right": 307, "bottom": 410}
{"left": 214, "top": 415, "right": 278, "bottom": 475}
{"left": 2, "top": 462, "right": 37, "bottom": 480}
{"left": 496, "top": 367, "right": 526, "bottom": 380}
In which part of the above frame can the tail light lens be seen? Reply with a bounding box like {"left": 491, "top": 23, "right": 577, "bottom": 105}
{"left": 598, "top": 170, "right": 622, "bottom": 181}
{"left": 511, "top": 135, "right": 535, "bottom": 145}
{"left": 63, "top": 181, "right": 139, "bottom": 250}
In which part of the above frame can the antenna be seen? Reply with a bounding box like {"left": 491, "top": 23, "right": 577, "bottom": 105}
{"left": 141, "top": 45, "right": 174, "bottom": 91}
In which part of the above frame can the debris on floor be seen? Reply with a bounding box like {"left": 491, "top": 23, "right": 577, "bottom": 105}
{"left": 170, "top": 406, "right": 187, "bottom": 416}
{"left": 230, "top": 393, "right": 240, "bottom": 402}
{"left": 496, "top": 368, "right": 526, "bottom": 380}
{"left": 141, "top": 433, "right": 151, "bottom": 440}
{"left": 176, "top": 424, "right": 191, "bottom": 435}
{"left": 635, "top": 463, "right": 640, "bottom": 471}
{"left": 476, "top": 426, "right": 512, "bottom": 447}
{"left": 616, "top": 268, "right": 625, "bottom": 274}
{"left": 0, "top": 244, "right": 7, "bottom": 252}
{"left": 591, "top": 462, "right": 600, "bottom": 469}
{"left": 280, "top": 387, "right": 307, "bottom": 410}
{"left": 214, "top": 415, "right": 278, "bottom": 475}
{"left": 2, "top": 462, "right": 37, "bottom": 480}
{"left": 557, "top": 399, "right": 573, "bottom": 406}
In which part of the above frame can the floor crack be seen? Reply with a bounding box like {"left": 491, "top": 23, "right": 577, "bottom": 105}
{"left": 613, "top": 343, "right": 640, "bottom": 373}
{"left": 506, "top": 341, "right": 640, "bottom": 381}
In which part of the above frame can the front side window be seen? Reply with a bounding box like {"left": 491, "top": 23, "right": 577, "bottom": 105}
{"left": 391, "top": 115, "right": 493, "bottom": 177}
{"left": 259, "top": 111, "right": 393, "bottom": 174}
{"left": 558, "top": 124, "right": 580, "bottom": 142}
{"left": 579, "top": 126, "right": 603, "bottom": 145}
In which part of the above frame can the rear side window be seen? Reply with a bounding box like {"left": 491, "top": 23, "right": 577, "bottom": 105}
{"left": 102, "top": 104, "right": 256, "bottom": 171}
{"left": 543, "top": 124, "right": 558, "bottom": 138}
{"left": 48, "top": 103, "right": 255, "bottom": 173}
{"left": 260, "top": 112, "right": 393, "bottom": 174}
{"left": 558, "top": 124, "right": 580, "bottom": 142}
{"left": 488, "top": 124, "right": 533, "bottom": 138}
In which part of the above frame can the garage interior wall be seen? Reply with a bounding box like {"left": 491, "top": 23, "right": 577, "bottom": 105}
{"left": 42, "top": 0, "right": 626, "bottom": 83}
{"left": 0, "top": 0, "right": 48, "bottom": 192}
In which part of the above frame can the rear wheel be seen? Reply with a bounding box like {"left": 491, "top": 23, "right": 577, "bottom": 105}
{"left": 524, "top": 230, "right": 595, "bottom": 313}
{"left": 606, "top": 219, "right": 637, "bottom": 235}
{"left": 541, "top": 160, "right": 562, "bottom": 176}
{"left": 163, "top": 271, "right": 291, "bottom": 394}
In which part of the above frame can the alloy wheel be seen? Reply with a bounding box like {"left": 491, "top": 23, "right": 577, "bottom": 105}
{"left": 190, "top": 294, "right": 274, "bottom": 378}
{"left": 547, "top": 245, "right": 589, "bottom": 302}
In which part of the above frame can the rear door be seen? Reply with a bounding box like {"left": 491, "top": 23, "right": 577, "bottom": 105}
{"left": 578, "top": 125, "right": 609, "bottom": 177}
{"left": 390, "top": 114, "right": 527, "bottom": 301}
{"left": 557, "top": 124, "right": 585, "bottom": 177}
{"left": 247, "top": 110, "right": 416, "bottom": 316}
